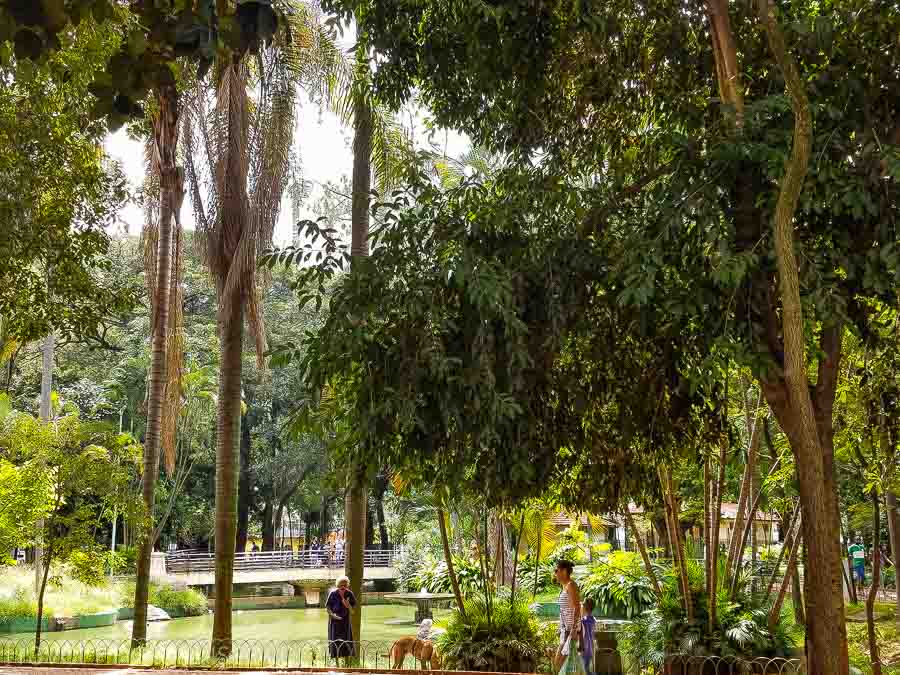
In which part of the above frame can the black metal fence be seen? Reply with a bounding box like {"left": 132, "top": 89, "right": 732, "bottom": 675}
{"left": 0, "top": 638, "right": 809, "bottom": 674}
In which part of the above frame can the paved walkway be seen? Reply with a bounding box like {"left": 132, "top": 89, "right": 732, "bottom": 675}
{"left": 0, "top": 670, "right": 335, "bottom": 674}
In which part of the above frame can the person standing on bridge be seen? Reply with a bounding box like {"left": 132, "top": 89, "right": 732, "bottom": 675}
{"left": 327, "top": 575, "right": 357, "bottom": 663}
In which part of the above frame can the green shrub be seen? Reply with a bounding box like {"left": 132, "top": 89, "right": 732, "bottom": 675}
{"left": 578, "top": 551, "right": 658, "bottom": 619}
{"left": 152, "top": 585, "right": 207, "bottom": 617}
{"left": 395, "top": 547, "right": 428, "bottom": 592}
{"left": 109, "top": 546, "right": 138, "bottom": 575}
{"left": 882, "top": 565, "right": 896, "bottom": 590}
{"left": 436, "top": 597, "right": 553, "bottom": 672}
{"left": 117, "top": 581, "right": 207, "bottom": 617}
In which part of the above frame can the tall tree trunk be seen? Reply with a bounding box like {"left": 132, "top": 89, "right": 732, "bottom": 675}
{"left": 374, "top": 477, "right": 390, "bottom": 549}
{"left": 34, "top": 331, "right": 53, "bottom": 593}
{"left": 438, "top": 506, "right": 466, "bottom": 619}
{"left": 345, "top": 479, "right": 367, "bottom": 652}
{"left": 211, "top": 302, "right": 243, "bottom": 656}
{"left": 756, "top": 3, "right": 847, "bottom": 671}
{"left": 365, "top": 503, "right": 375, "bottom": 549}
{"left": 236, "top": 410, "right": 252, "bottom": 553}
{"left": 321, "top": 494, "right": 329, "bottom": 540}
{"left": 132, "top": 83, "right": 181, "bottom": 649}
{"left": 33, "top": 545, "right": 52, "bottom": 655}
{"left": 345, "top": 51, "right": 374, "bottom": 651}
{"left": 275, "top": 501, "right": 285, "bottom": 550}
{"left": 866, "top": 490, "right": 883, "bottom": 675}
{"left": 887, "top": 490, "right": 900, "bottom": 620}
{"left": 261, "top": 500, "right": 275, "bottom": 551}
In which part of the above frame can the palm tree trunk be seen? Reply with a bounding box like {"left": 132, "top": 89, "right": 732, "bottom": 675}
{"left": 211, "top": 302, "right": 243, "bottom": 657}
{"left": 438, "top": 507, "right": 466, "bottom": 619}
{"left": 345, "top": 51, "right": 374, "bottom": 650}
{"left": 756, "top": 2, "right": 847, "bottom": 672}
{"left": 133, "top": 83, "right": 180, "bottom": 649}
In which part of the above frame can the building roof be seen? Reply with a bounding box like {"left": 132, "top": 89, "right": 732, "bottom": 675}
{"left": 625, "top": 502, "right": 779, "bottom": 522}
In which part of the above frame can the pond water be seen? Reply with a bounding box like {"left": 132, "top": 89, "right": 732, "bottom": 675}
{"left": 8, "top": 605, "right": 451, "bottom": 644}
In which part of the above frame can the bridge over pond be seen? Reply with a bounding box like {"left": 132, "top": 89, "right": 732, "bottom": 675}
{"left": 156, "top": 549, "right": 399, "bottom": 592}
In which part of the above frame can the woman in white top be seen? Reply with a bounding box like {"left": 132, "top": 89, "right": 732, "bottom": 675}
{"left": 554, "top": 559, "right": 581, "bottom": 670}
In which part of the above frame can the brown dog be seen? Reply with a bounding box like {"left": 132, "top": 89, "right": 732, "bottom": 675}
{"left": 389, "top": 637, "right": 441, "bottom": 669}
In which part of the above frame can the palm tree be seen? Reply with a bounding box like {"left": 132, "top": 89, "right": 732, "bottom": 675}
{"left": 182, "top": 2, "right": 346, "bottom": 654}
{"left": 131, "top": 78, "right": 185, "bottom": 648}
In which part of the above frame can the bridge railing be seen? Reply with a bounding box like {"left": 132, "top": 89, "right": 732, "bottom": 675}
{"left": 164, "top": 548, "right": 397, "bottom": 574}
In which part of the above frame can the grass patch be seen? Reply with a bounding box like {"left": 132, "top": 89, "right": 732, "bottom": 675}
{"left": 846, "top": 620, "right": 900, "bottom": 673}
{"left": 0, "top": 592, "right": 42, "bottom": 623}
{"left": 532, "top": 589, "right": 559, "bottom": 603}
{"left": 0, "top": 565, "right": 117, "bottom": 619}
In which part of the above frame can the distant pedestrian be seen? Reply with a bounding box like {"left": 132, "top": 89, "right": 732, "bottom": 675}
{"left": 326, "top": 575, "right": 357, "bottom": 663}
{"left": 850, "top": 539, "right": 866, "bottom": 585}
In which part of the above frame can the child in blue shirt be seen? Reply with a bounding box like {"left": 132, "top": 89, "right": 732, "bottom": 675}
{"left": 579, "top": 597, "right": 596, "bottom": 675}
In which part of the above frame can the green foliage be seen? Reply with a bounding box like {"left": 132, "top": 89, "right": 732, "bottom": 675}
{"left": 275, "top": 162, "right": 712, "bottom": 514}
{"left": 0, "top": 0, "right": 284, "bottom": 127}
{"left": 436, "top": 597, "right": 553, "bottom": 672}
{"left": 578, "top": 552, "right": 658, "bottom": 619}
{"left": 417, "top": 556, "right": 484, "bottom": 596}
{"left": 515, "top": 557, "right": 554, "bottom": 597}
{"left": 0, "top": 15, "right": 138, "bottom": 343}
{"left": 882, "top": 566, "right": 896, "bottom": 591}
{"left": 0, "top": 411, "right": 141, "bottom": 621}
{"left": 108, "top": 545, "right": 138, "bottom": 575}
{"left": 0, "top": 459, "right": 53, "bottom": 560}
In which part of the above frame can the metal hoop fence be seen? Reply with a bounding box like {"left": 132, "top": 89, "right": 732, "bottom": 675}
{"left": 0, "top": 637, "right": 812, "bottom": 674}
